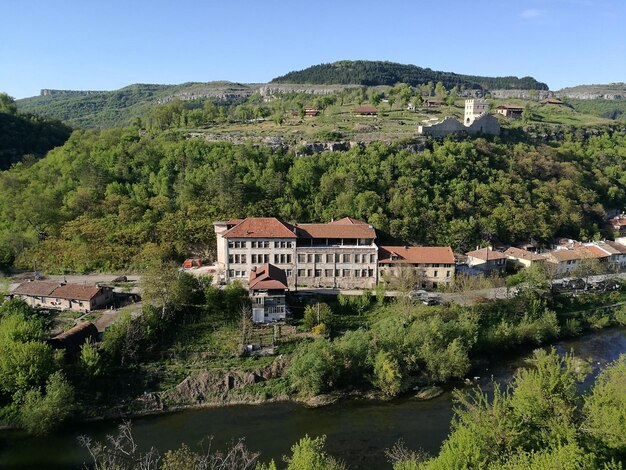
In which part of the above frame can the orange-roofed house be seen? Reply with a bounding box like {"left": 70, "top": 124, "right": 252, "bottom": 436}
{"left": 378, "top": 246, "right": 455, "bottom": 289}
{"left": 249, "top": 264, "right": 289, "bottom": 323}
{"left": 544, "top": 246, "right": 605, "bottom": 275}
{"left": 466, "top": 247, "right": 508, "bottom": 275}
{"left": 10, "top": 281, "right": 113, "bottom": 312}
{"left": 503, "top": 246, "right": 546, "bottom": 268}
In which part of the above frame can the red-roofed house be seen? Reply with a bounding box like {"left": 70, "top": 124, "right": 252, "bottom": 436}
{"left": 378, "top": 246, "right": 455, "bottom": 288}
{"left": 584, "top": 241, "right": 626, "bottom": 270}
{"left": 504, "top": 247, "right": 546, "bottom": 268}
{"left": 353, "top": 105, "right": 378, "bottom": 116}
{"left": 609, "top": 215, "right": 626, "bottom": 236}
{"left": 544, "top": 246, "right": 605, "bottom": 275}
{"left": 249, "top": 264, "right": 288, "bottom": 322}
{"left": 466, "top": 247, "right": 507, "bottom": 275}
{"left": 10, "top": 281, "right": 113, "bottom": 312}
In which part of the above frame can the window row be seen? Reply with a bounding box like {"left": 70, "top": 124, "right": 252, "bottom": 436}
{"left": 297, "top": 253, "right": 376, "bottom": 264}
{"left": 229, "top": 254, "right": 293, "bottom": 264}
{"left": 228, "top": 240, "right": 294, "bottom": 249}
{"left": 297, "top": 269, "right": 375, "bottom": 278}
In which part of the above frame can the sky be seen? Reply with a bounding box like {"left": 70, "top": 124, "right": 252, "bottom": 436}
{"left": 1, "top": 0, "right": 624, "bottom": 99}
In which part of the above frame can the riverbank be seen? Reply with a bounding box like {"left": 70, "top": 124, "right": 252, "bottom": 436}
{"left": 2, "top": 326, "right": 624, "bottom": 470}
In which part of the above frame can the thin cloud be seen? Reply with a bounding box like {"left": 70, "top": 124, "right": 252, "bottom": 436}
{"left": 521, "top": 9, "right": 547, "bottom": 19}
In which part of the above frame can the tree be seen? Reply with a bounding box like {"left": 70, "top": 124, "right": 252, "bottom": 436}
{"left": 373, "top": 350, "right": 402, "bottom": 397}
{"left": 434, "top": 82, "right": 447, "bottom": 98}
{"left": 302, "top": 303, "right": 333, "bottom": 331}
{"left": 20, "top": 371, "right": 75, "bottom": 435}
{"left": 583, "top": 354, "right": 626, "bottom": 453}
{"left": 0, "top": 92, "right": 17, "bottom": 115}
{"left": 79, "top": 340, "right": 102, "bottom": 378}
{"left": 284, "top": 435, "right": 345, "bottom": 470}
{"left": 141, "top": 261, "right": 188, "bottom": 318}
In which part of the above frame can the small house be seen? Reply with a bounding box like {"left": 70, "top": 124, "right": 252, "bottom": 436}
{"left": 10, "top": 281, "right": 113, "bottom": 312}
{"left": 423, "top": 99, "right": 447, "bottom": 108}
{"left": 249, "top": 264, "right": 288, "bottom": 323}
{"left": 49, "top": 322, "right": 99, "bottom": 353}
{"left": 504, "top": 246, "right": 546, "bottom": 268}
{"left": 496, "top": 105, "right": 524, "bottom": 119}
{"left": 378, "top": 246, "right": 455, "bottom": 289}
{"left": 465, "top": 247, "right": 507, "bottom": 275}
{"left": 544, "top": 247, "right": 605, "bottom": 275}
{"left": 353, "top": 105, "right": 378, "bottom": 116}
{"left": 304, "top": 108, "right": 320, "bottom": 117}
{"left": 182, "top": 257, "right": 202, "bottom": 269}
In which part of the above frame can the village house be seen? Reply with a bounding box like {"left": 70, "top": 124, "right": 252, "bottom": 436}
{"left": 378, "top": 246, "right": 455, "bottom": 289}
{"left": 584, "top": 241, "right": 626, "bottom": 271}
{"left": 495, "top": 105, "right": 524, "bottom": 119}
{"left": 353, "top": 105, "right": 378, "bottom": 116}
{"left": 249, "top": 264, "right": 289, "bottom": 323}
{"left": 609, "top": 214, "right": 626, "bottom": 236}
{"left": 504, "top": 246, "right": 547, "bottom": 269}
{"left": 423, "top": 99, "right": 446, "bottom": 108}
{"left": 544, "top": 246, "right": 605, "bottom": 275}
{"left": 214, "top": 217, "right": 378, "bottom": 289}
{"left": 10, "top": 281, "right": 114, "bottom": 312}
{"left": 465, "top": 247, "right": 507, "bottom": 275}
{"left": 304, "top": 107, "right": 319, "bottom": 117}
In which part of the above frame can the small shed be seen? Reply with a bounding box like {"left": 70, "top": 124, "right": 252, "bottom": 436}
{"left": 353, "top": 105, "right": 378, "bottom": 116}
{"left": 49, "top": 322, "right": 99, "bottom": 352}
{"left": 304, "top": 108, "right": 320, "bottom": 117}
{"left": 182, "top": 257, "right": 202, "bottom": 269}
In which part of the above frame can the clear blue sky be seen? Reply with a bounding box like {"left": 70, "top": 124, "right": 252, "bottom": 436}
{"left": 1, "top": 0, "right": 624, "bottom": 99}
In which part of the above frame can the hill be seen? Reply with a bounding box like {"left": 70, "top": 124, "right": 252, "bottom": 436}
{"left": 17, "top": 82, "right": 255, "bottom": 129}
{"left": 0, "top": 111, "right": 72, "bottom": 170}
{"left": 558, "top": 83, "right": 626, "bottom": 100}
{"left": 271, "top": 60, "right": 549, "bottom": 90}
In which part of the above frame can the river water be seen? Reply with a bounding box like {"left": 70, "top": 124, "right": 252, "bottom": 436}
{"left": 1, "top": 327, "right": 625, "bottom": 469}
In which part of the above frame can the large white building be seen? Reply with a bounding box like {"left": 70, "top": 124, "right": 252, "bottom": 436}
{"left": 214, "top": 217, "right": 379, "bottom": 289}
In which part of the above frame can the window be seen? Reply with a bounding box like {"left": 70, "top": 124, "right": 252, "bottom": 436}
{"left": 251, "top": 241, "right": 257, "bottom": 248}
{"left": 362, "top": 269, "right": 368, "bottom": 277}
{"left": 263, "top": 241, "right": 270, "bottom": 248}
{"left": 251, "top": 254, "right": 257, "bottom": 264}
{"left": 274, "top": 241, "right": 280, "bottom": 248}
{"left": 434, "top": 270, "right": 438, "bottom": 277}
{"left": 274, "top": 254, "right": 279, "bottom": 264}
{"left": 281, "top": 241, "right": 287, "bottom": 248}
{"left": 325, "top": 269, "right": 333, "bottom": 277}
{"left": 307, "top": 254, "right": 313, "bottom": 263}
{"left": 286, "top": 254, "right": 292, "bottom": 263}
{"left": 368, "top": 269, "right": 374, "bottom": 277}
{"left": 343, "top": 269, "right": 351, "bottom": 277}
{"left": 335, "top": 269, "right": 341, "bottom": 277}
{"left": 228, "top": 255, "right": 234, "bottom": 264}
{"left": 326, "top": 254, "right": 334, "bottom": 263}
{"left": 298, "top": 254, "right": 306, "bottom": 263}
{"left": 298, "top": 269, "right": 306, "bottom": 277}
{"left": 446, "top": 270, "right": 451, "bottom": 278}
{"left": 354, "top": 254, "right": 360, "bottom": 263}
{"left": 314, "top": 269, "right": 321, "bottom": 277}
{"left": 228, "top": 269, "right": 234, "bottom": 277}
{"left": 354, "top": 270, "right": 360, "bottom": 277}
{"left": 307, "top": 269, "right": 313, "bottom": 277}
{"left": 286, "top": 241, "right": 293, "bottom": 248}
{"left": 263, "top": 254, "right": 269, "bottom": 263}
{"left": 314, "top": 254, "right": 321, "bottom": 263}
{"left": 286, "top": 269, "right": 292, "bottom": 277}
{"left": 343, "top": 254, "right": 351, "bottom": 263}
{"left": 240, "top": 254, "right": 246, "bottom": 264}
{"left": 228, "top": 241, "right": 235, "bottom": 248}
{"left": 370, "top": 254, "right": 376, "bottom": 263}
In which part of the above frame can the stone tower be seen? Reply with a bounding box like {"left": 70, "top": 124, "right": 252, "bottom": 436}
{"left": 464, "top": 99, "right": 489, "bottom": 125}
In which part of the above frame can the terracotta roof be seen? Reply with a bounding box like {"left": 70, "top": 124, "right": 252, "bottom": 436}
{"left": 51, "top": 284, "right": 104, "bottom": 301}
{"left": 584, "top": 246, "right": 611, "bottom": 258}
{"left": 223, "top": 218, "right": 297, "bottom": 239}
{"left": 466, "top": 247, "right": 507, "bottom": 261}
{"left": 496, "top": 105, "right": 524, "bottom": 111}
{"left": 610, "top": 217, "right": 626, "bottom": 227}
{"left": 296, "top": 219, "right": 376, "bottom": 239}
{"left": 226, "top": 218, "right": 245, "bottom": 226}
{"left": 353, "top": 105, "right": 378, "bottom": 114}
{"left": 49, "top": 322, "right": 98, "bottom": 350}
{"left": 378, "top": 246, "right": 454, "bottom": 265}
{"left": 547, "top": 247, "right": 603, "bottom": 262}
{"left": 504, "top": 247, "right": 546, "bottom": 261}
{"left": 604, "top": 240, "right": 626, "bottom": 254}
{"left": 12, "top": 281, "right": 59, "bottom": 297}
{"left": 249, "top": 264, "right": 288, "bottom": 290}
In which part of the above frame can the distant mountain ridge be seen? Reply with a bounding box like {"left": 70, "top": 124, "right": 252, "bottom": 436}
{"left": 271, "top": 60, "right": 549, "bottom": 90}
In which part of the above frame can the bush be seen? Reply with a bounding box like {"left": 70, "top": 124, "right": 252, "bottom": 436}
{"left": 20, "top": 371, "right": 74, "bottom": 435}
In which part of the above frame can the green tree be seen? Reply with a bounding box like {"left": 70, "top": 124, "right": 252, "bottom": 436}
{"left": 79, "top": 340, "right": 102, "bottom": 378}
{"left": 0, "top": 92, "right": 17, "bottom": 115}
{"left": 20, "top": 371, "right": 75, "bottom": 435}
{"left": 373, "top": 350, "right": 402, "bottom": 397}
{"left": 302, "top": 303, "right": 333, "bottom": 331}
{"left": 284, "top": 435, "right": 345, "bottom": 470}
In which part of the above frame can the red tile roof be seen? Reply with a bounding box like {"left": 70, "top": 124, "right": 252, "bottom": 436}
{"left": 605, "top": 240, "right": 626, "bottom": 254}
{"left": 547, "top": 247, "right": 604, "bottom": 262}
{"left": 354, "top": 105, "right": 378, "bottom": 114}
{"left": 584, "top": 245, "right": 611, "bottom": 259}
{"left": 466, "top": 247, "right": 508, "bottom": 261}
{"left": 249, "top": 264, "right": 289, "bottom": 290}
{"left": 51, "top": 284, "right": 105, "bottom": 301}
{"left": 378, "top": 246, "right": 454, "bottom": 265}
{"left": 503, "top": 247, "right": 546, "bottom": 261}
{"left": 12, "top": 281, "right": 59, "bottom": 297}
{"left": 223, "top": 218, "right": 297, "bottom": 239}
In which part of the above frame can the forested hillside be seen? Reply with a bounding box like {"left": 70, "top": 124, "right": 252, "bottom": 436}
{"left": 0, "top": 93, "right": 71, "bottom": 171}
{"left": 16, "top": 82, "right": 254, "bottom": 129}
{"left": 272, "top": 60, "right": 549, "bottom": 90}
{"left": 1, "top": 123, "right": 625, "bottom": 273}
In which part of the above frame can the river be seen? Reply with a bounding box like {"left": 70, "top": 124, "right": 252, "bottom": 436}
{"left": 1, "top": 327, "right": 625, "bottom": 469}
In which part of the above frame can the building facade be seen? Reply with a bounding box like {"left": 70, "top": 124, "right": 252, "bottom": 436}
{"left": 249, "top": 264, "right": 289, "bottom": 323}
{"left": 10, "top": 281, "right": 113, "bottom": 312}
{"left": 214, "top": 217, "right": 378, "bottom": 289}
{"left": 378, "top": 246, "right": 455, "bottom": 289}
